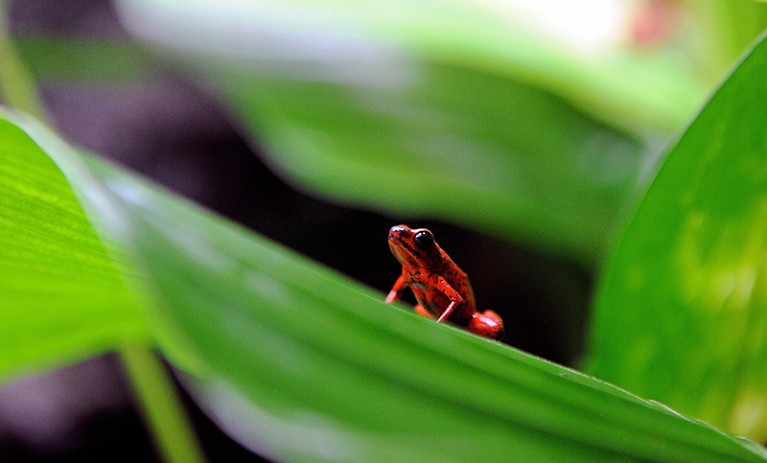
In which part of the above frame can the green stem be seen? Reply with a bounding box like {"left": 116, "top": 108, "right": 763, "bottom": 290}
{"left": 0, "top": 4, "right": 46, "bottom": 120}
{"left": 120, "top": 344, "right": 207, "bottom": 463}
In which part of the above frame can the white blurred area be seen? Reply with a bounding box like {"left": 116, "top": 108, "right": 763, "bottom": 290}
{"left": 115, "top": 0, "right": 643, "bottom": 57}
{"left": 112, "top": 0, "right": 666, "bottom": 95}
{"left": 483, "top": 0, "right": 628, "bottom": 52}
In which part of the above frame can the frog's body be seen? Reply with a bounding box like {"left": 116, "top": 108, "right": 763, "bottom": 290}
{"left": 386, "top": 225, "right": 504, "bottom": 340}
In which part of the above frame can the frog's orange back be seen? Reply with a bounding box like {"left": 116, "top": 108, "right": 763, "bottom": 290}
{"left": 431, "top": 246, "right": 477, "bottom": 314}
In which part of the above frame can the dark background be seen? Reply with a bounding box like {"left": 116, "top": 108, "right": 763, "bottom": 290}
{"left": 0, "top": 1, "right": 591, "bottom": 461}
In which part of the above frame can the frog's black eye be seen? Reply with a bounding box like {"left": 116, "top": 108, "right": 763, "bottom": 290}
{"left": 413, "top": 230, "right": 434, "bottom": 250}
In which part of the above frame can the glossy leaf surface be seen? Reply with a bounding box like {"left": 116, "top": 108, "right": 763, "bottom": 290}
{"left": 5, "top": 110, "right": 766, "bottom": 462}
{"left": 587, "top": 34, "right": 767, "bottom": 441}
{"left": 0, "top": 112, "right": 147, "bottom": 381}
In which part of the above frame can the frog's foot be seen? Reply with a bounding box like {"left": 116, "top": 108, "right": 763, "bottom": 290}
{"left": 467, "top": 310, "right": 504, "bottom": 340}
{"left": 414, "top": 304, "right": 435, "bottom": 320}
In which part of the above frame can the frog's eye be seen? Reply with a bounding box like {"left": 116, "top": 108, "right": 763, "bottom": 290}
{"left": 413, "top": 230, "right": 435, "bottom": 250}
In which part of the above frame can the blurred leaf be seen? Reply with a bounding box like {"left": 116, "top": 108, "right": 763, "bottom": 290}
{"left": 586, "top": 33, "right": 767, "bottom": 441}
{"left": 115, "top": 0, "right": 705, "bottom": 133}
{"left": 113, "top": 0, "right": 679, "bottom": 262}
{"left": 0, "top": 111, "right": 147, "bottom": 381}
{"left": 223, "top": 65, "right": 646, "bottom": 263}
{"left": 12, "top": 37, "right": 152, "bottom": 81}
{"left": 7, "top": 110, "right": 767, "bottom": 462}
{"left": 686, "top": 1, "right": 767, "bottom": 78}
{"left": 0, "top": 9, "right": 45, "bottom": 120}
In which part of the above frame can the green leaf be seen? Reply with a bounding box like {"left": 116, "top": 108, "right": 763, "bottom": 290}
{"left": 115, "top": 0, "right": 705, "bottom": 133}
{"left": 12, "top": 37, "right": 152, "bottom": 81}
{"left": 586, "top": 33, "right": 767, "bottom": 441}
{"left": 6, "top": 110, "right": 767, "bottom": 462}
{"left": 0, "top": 111, "right": 147, "bottom": 381}
{"left": 114, "top": 0, "right": 679, "bottom": 262}
{"left": 221, "top": 66, "right": 645, "bottom": 263}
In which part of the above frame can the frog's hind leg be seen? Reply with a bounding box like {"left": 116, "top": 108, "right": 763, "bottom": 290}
{"left": 467, "top": 309, "right": 504, "bottom": 340}
{"left": 414, "top": 304, "right": 435, "bottom": 320}
{"left": 481, "top": 309, "right": 503, "bottom": 324}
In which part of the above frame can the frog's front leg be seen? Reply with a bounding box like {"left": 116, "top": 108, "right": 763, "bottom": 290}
{"left": 432, "top": 275, "right": 463, "bottom": 323}
{"left": 385, "top": 275, "right": 407, "bottom": 304}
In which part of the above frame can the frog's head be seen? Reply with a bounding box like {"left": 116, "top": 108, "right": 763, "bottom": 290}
{"left": 388, "top": 224, "right": 440, "bottom": 269}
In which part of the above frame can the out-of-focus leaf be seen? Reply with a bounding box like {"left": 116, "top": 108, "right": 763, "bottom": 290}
{"left": 0, "top": 111, "right": 147, "bottom": 381}
{"left": 113, "top": 0, "right": 680, "bottom": 262}
{"left": 9, "top": 109, "right": 767, "bottom": 463}
{"left": 586, "top": 33, "right": 767, "bottom": 441}
{"left": 12, "top": 37, "right": 151, "bottom": 81}
{"left": 114, "top": 0, "right": 705, "bottom": 133}
{"left": 221, "top": 64, "right": 647, "bottom": 263}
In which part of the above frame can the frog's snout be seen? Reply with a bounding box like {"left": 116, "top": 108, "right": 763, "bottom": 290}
{"left": 388, "top": 224, "right": 411, "bottom": 241}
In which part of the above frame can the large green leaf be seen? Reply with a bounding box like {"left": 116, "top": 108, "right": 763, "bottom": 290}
{"left": 114, "top": 0, "right": 705, "bottom": 133}
{"left": 7, "top": 110, "right": 767, "bottom": 462}
{"left": 220, "top": 65, "right": 645, "bottom": 263}
{"left": 0, "top": 111, "right": 147, "bottom": 381}
{"left": 113, "top": 0, "right": 692, "bottom": 262}
{"left": 586, "top": 33, "right": 767, "bottom": 441}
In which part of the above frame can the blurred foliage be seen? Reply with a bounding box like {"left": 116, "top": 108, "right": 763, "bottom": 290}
{"left": 13, "top": 37, "right": 151, "bottom": 81}
{"left": 5, "top": 0, "right": 767, "bottom": 461}
{"left": 111, "top": 0, "right": 712, "bottom": 262}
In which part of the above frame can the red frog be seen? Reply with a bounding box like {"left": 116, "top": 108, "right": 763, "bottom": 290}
{"left": 386, "top": 225, "right": 504, "bottom": 340}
